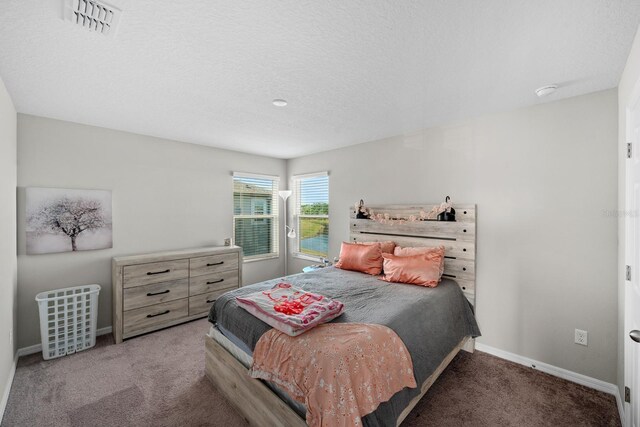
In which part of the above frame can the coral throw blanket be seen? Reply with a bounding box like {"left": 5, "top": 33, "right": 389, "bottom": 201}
{"left": 249, "top": 323, "right": 417, "bottom": 427}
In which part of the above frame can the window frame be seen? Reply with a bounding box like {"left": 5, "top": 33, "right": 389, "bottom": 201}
{"left": 292, "top": 171, "right": 329, "bottom": 262}
{"left": 232, "top": 172, "right": 280, "bottom": 263}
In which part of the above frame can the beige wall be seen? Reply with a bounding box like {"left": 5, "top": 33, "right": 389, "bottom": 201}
{"left": 16, "top": 115, "right": 287, "bottom": 348}
{"left": 0, "top": 78, "right": 17, "bottom": 412}
{"left": 618, "top": 26, "right": 640, "bottom": 406}
{"left": 288, "top": 89, "right": 619, "bottom": 383}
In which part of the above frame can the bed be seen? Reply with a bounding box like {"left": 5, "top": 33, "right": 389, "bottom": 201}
{"left": 204, "top": 204, "right": 479, "bottom": 426}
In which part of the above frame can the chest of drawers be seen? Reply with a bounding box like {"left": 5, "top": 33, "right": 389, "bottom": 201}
{"left": 112, "top": 246, "right": 242, "bottom": 343}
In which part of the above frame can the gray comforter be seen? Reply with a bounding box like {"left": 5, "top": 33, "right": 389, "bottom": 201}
{"left": 209, "top": 267, "right": 480, "bottom": 426}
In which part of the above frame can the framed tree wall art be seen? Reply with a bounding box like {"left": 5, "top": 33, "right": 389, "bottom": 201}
{"left": 26, "top": 187, "right": 113, "bottom": 255}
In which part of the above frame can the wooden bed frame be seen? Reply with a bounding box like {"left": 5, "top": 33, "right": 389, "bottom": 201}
{"left": 204, "top": 203, "right": 477, "bottom": 426}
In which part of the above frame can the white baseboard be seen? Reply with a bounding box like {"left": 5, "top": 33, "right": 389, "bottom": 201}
{"left": 0, "top": 353, "right": 18, "bottom": 424}
{"left": 16, "top": 326, "right": 113, "bottom": 357}
{"left": 616, "top": 389, "right": 626, "bottom": 427}
{"left": 476, "top": 343, "right": 625, "bottom": 425}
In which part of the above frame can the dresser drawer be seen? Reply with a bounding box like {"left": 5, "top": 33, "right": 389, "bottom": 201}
{"left": 190, "top": 253, "right": 238, "bottom": 277}
{"left": 189, "top": 270, "right": 238, "bottom": 296}
{"left": 189, "top": 288, "right": 235, "bottom": 316}
{"left": 123, "top": 279, "right": 188, "bottom": 311}
{"left": 123, "top": 259, "right": 189, "bottom": 288}
{"left": 123, "top": 299, "right": 188, "bottom": 336}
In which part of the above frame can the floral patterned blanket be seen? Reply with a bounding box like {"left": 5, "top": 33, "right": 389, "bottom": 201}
{"left": 235, "top": 282, "right": 345, "bottom": 336}
{"left": 249, "top": 323, "right": 417, "bottom": 427}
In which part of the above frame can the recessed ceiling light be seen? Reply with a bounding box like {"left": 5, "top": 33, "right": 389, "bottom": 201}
{"left": 272, "top": 99, "right": 288, "bottom": 107}
{"left": 535, "top": 85, "right": 558, "bottom": 97}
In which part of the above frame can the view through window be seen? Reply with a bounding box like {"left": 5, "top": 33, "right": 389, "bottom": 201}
{"left": 233, "top": 173, "right": 279, "bottom": 260}
{"left": 294, "top": 173, "right": 329, "bottom": 259}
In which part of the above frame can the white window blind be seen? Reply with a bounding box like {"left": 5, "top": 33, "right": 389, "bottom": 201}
{"left": 293, "top": 172, "right": 329, "bottom": 260}
{"left": 233, "top": 172, "right": 279, "bottom": 261}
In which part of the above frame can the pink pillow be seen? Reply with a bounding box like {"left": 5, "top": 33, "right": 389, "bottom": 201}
{"left": 357, "top": 240, "right": 396, "bottom": 254}
{"left": 335, "top": 242, "right": 383, "bottom": 275}
{"left": 394, "top": 245, "right": 445, "bottom": 276}
{"left": 381, "top": 252, "right": 443, "bottom": 287}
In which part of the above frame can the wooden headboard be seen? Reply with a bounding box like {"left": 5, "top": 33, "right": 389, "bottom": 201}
{"left": 349, "top": 204, "right": 476, "bottom": 306}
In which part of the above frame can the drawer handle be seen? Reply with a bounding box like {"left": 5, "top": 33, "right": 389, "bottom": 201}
{"left": 207, "top": 261, "right": 224, "bottom": 267}
{"left": 206, "top": 279, "right": 224, "bottom": 285}
{"left": 147, "top": 289, "right": 170, "bottom": 296}
{"left": 206, "top": 299, "right": 216, "bottom": 304}
{"left": 146, "top": 310, "right": 170, "bottom": 318}
{"left": 147, "top": 269, "right": 170, "bottom": 276}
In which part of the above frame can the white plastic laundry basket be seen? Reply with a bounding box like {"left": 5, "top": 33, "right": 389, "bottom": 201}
{"left": 35, "top": 284, "right": 101, "bottom": 360}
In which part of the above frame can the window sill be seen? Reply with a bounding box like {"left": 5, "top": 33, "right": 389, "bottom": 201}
{"left": 243, "top": 254, "right": 279, "bottom": 263}
{"left": 292, "top": 252, "right": 325, "bottom": 263}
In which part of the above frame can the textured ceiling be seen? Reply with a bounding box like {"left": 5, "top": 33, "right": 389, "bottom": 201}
{"left": 1, "top": 1, "right": 639, "bottom": 159}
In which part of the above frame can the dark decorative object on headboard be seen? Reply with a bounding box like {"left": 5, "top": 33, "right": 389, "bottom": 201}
{"left": 355, "top": 199, "right": 370, "bottom": 219}
{"left": 437, "top": 196, "right": 456, "bottom": 222}
{"left": 357, "top": 198, "right": 457, "bottom": 223}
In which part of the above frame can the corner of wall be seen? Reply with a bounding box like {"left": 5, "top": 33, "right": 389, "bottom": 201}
{"left": 0, "top": 75, "right": 18, "bottom": 422}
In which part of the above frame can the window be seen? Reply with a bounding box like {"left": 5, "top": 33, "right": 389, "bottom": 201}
{"left": 293, "top": 172, "right": 329, "bottom": 260}
{"left": 233, "top": 172, "right": 279, "bottom": 261}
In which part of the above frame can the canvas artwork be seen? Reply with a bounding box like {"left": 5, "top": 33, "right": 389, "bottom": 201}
{"left": 26, "top": 187, "right": 113, "bottom": 255}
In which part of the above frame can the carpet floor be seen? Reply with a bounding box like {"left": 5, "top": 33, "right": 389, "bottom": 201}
{"left": 2, "top": 318, "right": 620, "bottom": 427}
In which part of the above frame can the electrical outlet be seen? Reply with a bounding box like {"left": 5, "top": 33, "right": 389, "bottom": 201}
{"left": 575, "top": 329, "right": 588, "bottom": 346}
{"left": 224, "top": 238, "right": 231, "bottom": 246}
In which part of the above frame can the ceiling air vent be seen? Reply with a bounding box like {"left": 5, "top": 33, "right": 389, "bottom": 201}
{"left": 63, "top": 0, "right": 121, "bottom": 37}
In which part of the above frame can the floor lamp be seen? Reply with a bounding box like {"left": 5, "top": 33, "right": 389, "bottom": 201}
{"left": 279, "top": 190, "right": 296, "bottom": 276}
